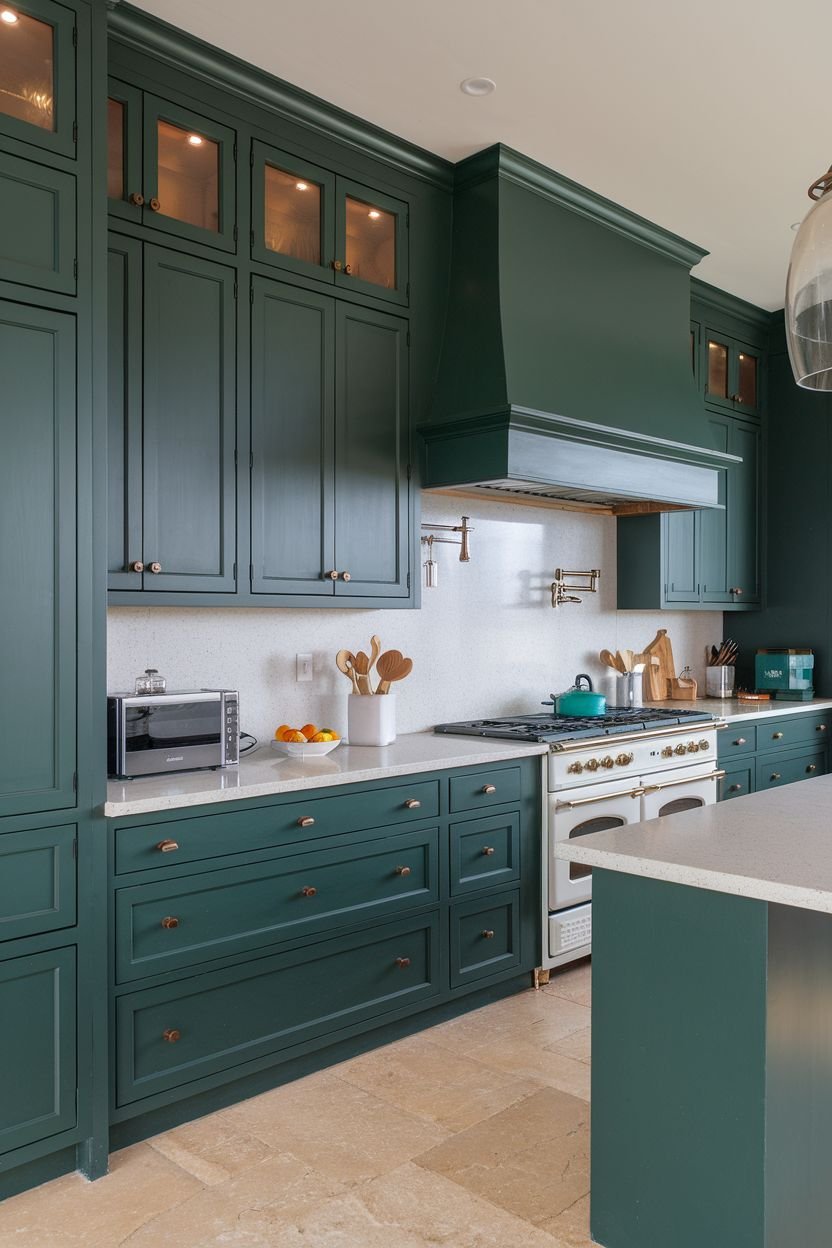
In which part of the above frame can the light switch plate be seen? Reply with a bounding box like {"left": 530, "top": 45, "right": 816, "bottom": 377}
{"left": 296, "top": 652, "right": 313, "bottom": 682}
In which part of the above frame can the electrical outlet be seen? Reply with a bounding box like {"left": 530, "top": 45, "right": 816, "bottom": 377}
{"left": 296, "top": 652, "right": 313, "bottom": 682}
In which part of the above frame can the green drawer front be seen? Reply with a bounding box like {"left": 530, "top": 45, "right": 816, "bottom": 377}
{"left": 0, "top": 151, "right": 76, "bottom": 295}
{"left": 757, "top": 714, "right": 831, "bottom": 755}
{"left": 116, "top": 913, "right": 440, "bottom": 1104}
{"left": 718, "top": 725, "right": 757, "bottom": 761}
{"left": 450, "top": 890, "right": 521, "bottom": 988}
{"left": 115, "top": 826, "right": 440, "bottom": 982}
{"left": 450, "top": 812, "right": 520, "bottom": 896}
{"left": 719, "top": 766, "right": 754, "bottom": 802}
{"left": 114, "top": 779, "right": 441, "bottom": 874}
{"left": 756, "top": 748, "right": 826, "bottom": 792}
{"left": 0, "top": 824, "right": 76, "bottom": 943}
{"left": 449, "top": 766, "right": 522, "bottom": 814}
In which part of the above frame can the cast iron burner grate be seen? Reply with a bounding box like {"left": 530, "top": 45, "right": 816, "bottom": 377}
{"left": 434, "top": 706, "right": 715, "bottom": 743}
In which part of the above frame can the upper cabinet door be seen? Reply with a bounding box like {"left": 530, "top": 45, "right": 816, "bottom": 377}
{"left": 251, "top": 140, "right": 335, "bottom": 284}
{"left": 663, "top": 509, "right": 699, "bottom": 604}
{"left": 335, "top": 177, "right": 409, "bottom": 306}
{"left": 334, "top": 302, "right": 410, "bottom": 597}
{"left": 107, "top": 233, "right": 143, "bottom": 590}
{"left": 0, "top": 299, "right": 76, "bottom": 818}
{"left": 0, "top": 0, "right": 76, "bottom": 158}
{"left": 142, "top": 245, "right": 237, "bottom": 592}
{"left": 699, "top": 414, "right": 731, "bottom": 604}
{"left": 727, "top": 418, "right": 761, "bottom": 606}
{"left": 731, "top": 340, "right": 761, "bottom": 419}
{"left": 107, "top": 78, "right": 143, "bottom": 223}
{"left": 704, "top": 329, "right": 760, "bottom": 419}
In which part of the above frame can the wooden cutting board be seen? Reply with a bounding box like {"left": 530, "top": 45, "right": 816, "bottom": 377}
{"left": 643, "top": 629, "right": 677, "bottom": 701}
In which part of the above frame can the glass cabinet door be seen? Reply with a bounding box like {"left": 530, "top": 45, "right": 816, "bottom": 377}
{"left": 142, "top": 95, "right": 236, "bottom": 251}
{"left": 705, "top": 332, "right": 732, "bottom": 409}
{"left": 251, "top": 140, "right": 335, "bottom": 281}
{"left": 106, "top": 79, "right": 143, "bottom": 222}
{"left": 704, "top": 328, "right": 761, "bottom": 417}
{"left": 335, "top": 177, "right": 408, "bottom": 306}
{"left": 733, "top": 343, "right": 760, "bottom": 416}
{"left": 0, "top": 0, "right": 75, "bottom": 156}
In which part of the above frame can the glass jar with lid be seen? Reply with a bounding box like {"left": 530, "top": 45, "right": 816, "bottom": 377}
{"left": 134, "top": 668, "right": 167, "bottom": 695}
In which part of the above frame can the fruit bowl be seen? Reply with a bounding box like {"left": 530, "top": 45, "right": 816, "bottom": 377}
{"left": 271, "top": 738, "right": 341, "bottom": 760}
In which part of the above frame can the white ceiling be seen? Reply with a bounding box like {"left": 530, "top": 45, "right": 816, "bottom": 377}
{"left": 132, "top": 0, "right": 832, "bottom": 311}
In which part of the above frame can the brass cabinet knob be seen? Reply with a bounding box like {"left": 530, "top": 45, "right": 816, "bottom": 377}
{"left": 698, "top": 740, "right": 710, "bottom": 751}
{"left": 343, "top": 263, "right": 352, "bottom": 274}
{"left": 129, "top": 560, "right": 144, "bottom": 573}
{"left": 340, "top": 571, "right": 351, "bottom": 582}
{"left": 149, "top": 197, "right": 161, "bottom": 211}
{"left": 481, "top": 783, "right": 497, "bottom": 794}
{"left": 770, "top": 772, "right": 781, "bottom": 781}
{"left": 331, "top": 259, "right": 343, "bottom": 271}
{"left": 395, "top": 865, "right": 412, "bottom": 876}
{"left": 301, "top": 885, "right": 317, "bottom": 897}
{"left": 160, "top": 915, "right": 179, "bottom": 929}
{"left": 817, "top": 724, "right": 828, "bottom": 733}
{"left": 395, "top": 956, "right": 411, "bottom": 969}
{"left": 481, "top": 929, "right": 495, "bottom": 939}
{"left": 156, "top": 839, "right": 179, "bottom": 853}
{"left": 149, "top": 561, "right": 162, "bottom": 574}
{"left": 162, "top": 1028, "right": 181, "bottom": 1043}
{"left": 734, "top": 737, "right": 747, "bottom": 746}
{"left": 807, "top": 764, "right": 818, "bottom": 773}
{"left": 326, "top": 569, "right": 339, "bottom": 579}
{"left": 731, "top": 394, "right": 744, "bottom": 403}
{"left": 731, "top": 587, "right": 744, "bottom": 595}
{"left": 128, "top": 191, "right": 144, "bottom": 206}
{"left": 297, "top": 816, "right": 315, "bottom": 827}
{"left": 482, "top": 846, "right": 496, "bottom": 856}
{"left": 729, "top": 783, "right": 743, "bottom": 792}
{"left": 772, "top": 732, "right": 784, "bottom": 740}
{"left": 404, "top": 798, "right": 421, "bottom": 809}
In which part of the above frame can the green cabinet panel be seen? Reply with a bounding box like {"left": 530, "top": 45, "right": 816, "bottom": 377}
{"left": 0, "top": 824, "right": 76, "bottom": 943}
{"left": 333, "top": 301, "right": 410, "bottom": 597}
{"left": 106, "top": 234, "right": 143, "bottom": 588}
{"left": 450, "top": 812, "right": 520, "bottom": 896}
{"left": 727, "top": 418, "right": 760, "bottom": 605}
{"left": 699, "top": 413, "right": 730, "bottom": 602}
{"left": 0, "top": 149, "right": 75, "bottom": 294}
{"left": 449, "top": 765, "right": 522, "bottom": 813}
{"left": 140, "top": 244, "right": 236, "bottom": 591}
{"left": 756, "top": 747, "right": 826, "bottom": 792}
{"left": 717, "top": 713, "right": 830, "bottom": 803}
{"left": 719, "top": 765, "right": 754, "bottom": 801}
{"left": 664, "top": 508, "right": 699, "bottom": 602}
{"left": 113, "top": 779, "right": 440, "bottom": 875}
{"left": 0, "top": 946, "right": 76, "bottom": 1155}
{"left": 116, "top": 913, "right": 440, "bottom": 1105}
{"left": 718, "top": 724, "right": 756, "bottom": 762}
{"left": 0, "top": 300, "right": 76, "bottom": 818}
{"left": 115, "top": 825, "right": 440, "bottom": 982}
{"left": 450, "top": 889, "right": 521, "bottom": 987}
{"left": 250, "top": 277, "right": 334, "bottom": 594}
{"left": 757, "top": 712, "right": 831, "bottom": 754}
{"left": 0, "top": 0, "right": 77, "bottom": 159}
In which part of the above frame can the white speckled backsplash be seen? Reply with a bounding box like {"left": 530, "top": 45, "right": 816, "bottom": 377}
{"left": 107, "top": 495, "right": 723, "bottom": 743}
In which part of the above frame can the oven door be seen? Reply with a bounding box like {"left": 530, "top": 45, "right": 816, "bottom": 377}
{"left": 549, "top": 776, "right": 646, "bottom": 911}
{"left": 641, "top": 764, "right": 725, "bottom": 821}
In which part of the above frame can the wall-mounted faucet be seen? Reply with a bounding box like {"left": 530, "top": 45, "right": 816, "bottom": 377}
{"left": 420, "top": 516, "right": 473, "bottom": 588}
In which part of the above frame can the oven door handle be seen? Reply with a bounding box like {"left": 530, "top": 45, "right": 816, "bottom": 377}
{"left": 556, "top": 786, "right": 645, "bottom": 810}
{"left": 642, "top": 769, "right": 726, "bottom": 794}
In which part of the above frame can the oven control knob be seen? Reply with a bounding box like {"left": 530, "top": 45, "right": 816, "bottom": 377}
{"left": 615, "top": 752, "right": 634, "bottom": 767}
{"left": 585, "top": 758, "right": 599, "bottom": 772}
{"left": 567, "top": 761, "right": 584, "bottom": 774}
{"left": 661, "top": 746, "right": 674, "bottom": 759}
{"left": 674, "top": 744, "right": 687, "bottom": 756}
{"left": 687, "top": 742, "right": 699, "bottom": 753}
{"left": 698, "top": 739, "right": 710, "bottom": 751}
{"left": 601, "top": 756, "right": 614, "bottom": 769}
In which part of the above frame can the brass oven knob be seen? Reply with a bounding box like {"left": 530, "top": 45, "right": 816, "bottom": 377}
{"left": 687, "top": 742, "right": 699, "bottom": 753}
{"left": 615, "top": 752, "right": 634, "bottom": 766}
{"left": 149, "top": 197, "right": 161, "bottom": 212}
{"left": 661, "top": 746, "right": 674, "bottom": 759}
{"left": 481, "top": 929, "right": 495, "bottom": 939}
{"left": 160, "top": 916, "right": 179, "bottom": 929}
{"left": 482, "top": 846, "right": 496, "bottom": 856}
{"left": 156, "top": 839, "right": 179, "bottom": 853}
{"left": 297, "top": 816, "right": 315, "bottom": 827}
{"left": 128, "top": 191, "right": 144, "bottom": 206}
{"left": 301, "top": 885, "right": 317, "bottom": 897}
{"left": 395, "top": 865, "right": 412, "bottom": 876}
{"left": 395, "top": 957, "right": 411, "bottom": 969}
{"left": 404, "top": 799, "right": 421, "bottom": 809}
{"left": 162, "top": 1028, "right": 181, "bottom": 1043}
{"left": 601, "top": 756, "right": 614, "bottom": 769}
{"left": 567, "top": 761, "right": 584, "bottom": 774}
{"left": 699, "top": 740, "right": 710, "bottom": 751}
{"left": 481, "top": 784, "right": 497, "bottom": 794}
{"left": 129, "top": 560, "right": 144, "bottom": 573}
{"left": 149, "top": 561, "right": 162, "bottom": 574}
{"left": 586, "top": 758, "right": 599, "bottom": 771}
{"left": 674, "top": 744, "right": 687, "bottom": 756}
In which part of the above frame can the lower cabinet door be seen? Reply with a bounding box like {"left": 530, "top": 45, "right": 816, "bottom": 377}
{"left": 0, "top": 824, "right": 76, "bottom": 943}
{"left": 116, "top": 913, "right": 440, "bottom": 1104}
{"left": 0, "top": 946, "right": 76, "bottom": 1155}
{"left": 450, "top": 890, "right": 521, "bottom": 988}
{"left": 719, "top": 766, "right": 754, "bottom": 802}
{"left": 756, "top": 748, "right": 827, "bottom": 792}
{"left": 450, "top": 813, "right": 520, "bottom": 896}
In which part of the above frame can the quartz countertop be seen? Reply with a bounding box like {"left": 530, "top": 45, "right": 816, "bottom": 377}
{"left": 556, "top": 773, "right": 832, "bottom": 914}
{"left": 104, "top": 732, "right": 548, "bottom": 818}
{"left": 652, "top": 696, "right": 832, "bottom": 723}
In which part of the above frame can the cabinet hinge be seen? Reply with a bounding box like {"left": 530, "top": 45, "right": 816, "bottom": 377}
{"left": 233, "top": 280, "right": 238, "bottom": 300}
{"left": 249, "top": 284, "right": 254, "bottom": 304}
{"left": 233, "top": 561, "right": 237, "bottom": 580}
{"left": 249, "top": 563, "right": 254, "bottom": 581}
{"left": 250, "top": 229, "right": 255, "bottom": 249}
{"left": 250, "top": 147, "right": 255, "bottom": 167}
{"left": 405, "top": 211, "right": 409, "bottom": 227}
{"left": 407, "top": 571, "right": 411, "bottom": 590}
{"left": 233, "top": 141, "right": 237, "bottom": 161}
{"left": 406, "top": 283, "right": 411, "bottom": 302}
{"left": 233, "top": 223, "right": 238, "bottom": 243}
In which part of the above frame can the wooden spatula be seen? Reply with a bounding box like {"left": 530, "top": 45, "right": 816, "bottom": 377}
{"left": 353, "top": 651, "right": 374, "bottom": 695}
{"left": 335, "top": 649, "right": 360, "bottom": 695}
{"left": 376, "top": 650, "right": 412, "bottom": 694}
{"left": 599, "top": 649, "right": 623, "bottom": 672}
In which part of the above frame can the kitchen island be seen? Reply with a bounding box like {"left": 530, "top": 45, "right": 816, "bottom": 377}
{"left": 557, "top": 775, "right": 832, "bottom": 1248}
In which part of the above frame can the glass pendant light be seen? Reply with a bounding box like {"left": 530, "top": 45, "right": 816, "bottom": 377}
{"left": 786, "top": 164, "right": 832, "bottom": 390}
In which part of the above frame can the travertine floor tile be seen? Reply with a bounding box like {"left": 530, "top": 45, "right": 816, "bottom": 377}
{"left": 416, "top": 1086, "right": 590, "bottom": 1227}
{"left": 546, "top": 1025, "right": 592, "bottom": 1065}
{"left": 123, "top": 1151, "right": 346, "bottom": 1247}
{"left": 334, "top": 1032, "right": 541, "bottom": 1131}
{"left": 542, "top": 959, "right": 592, "bottom": 1008}
{"left": 541, "top": 1193, "right": 592, "bottom": 1244}
{"left": 219, "top": 1070, "right": 450, "bottom": 1184}
{"left": 148, "top": 1113, "right": 272, "bottom": 1185}
{"left": 0, "top": 1143, "right": 203, "bottom": 1248}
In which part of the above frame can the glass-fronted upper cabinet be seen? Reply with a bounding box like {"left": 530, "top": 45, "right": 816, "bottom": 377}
{"left": 107, "top": 80, "right": 236, "bottom": 252}
{"left": 0, "top": 0, "right": 75, "bottom": 157}
{"left": 704, "top": 329, "right": 760, "bottom": 417}
{"left": 251, "top": 141, "right": 409, "bottom": 305}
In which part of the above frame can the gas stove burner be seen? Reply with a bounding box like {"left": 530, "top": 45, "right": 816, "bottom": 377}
{"left": 435, "top": 706, "right": 715, "bottom": 744}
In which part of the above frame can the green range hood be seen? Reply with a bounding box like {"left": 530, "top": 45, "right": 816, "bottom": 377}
{"left": 420, "top": 145, "right": 737, "bottom": 512}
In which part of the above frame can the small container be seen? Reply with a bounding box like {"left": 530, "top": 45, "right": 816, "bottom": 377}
{"left": 134, "top": 667, "right": 166, "bottom": 695}
{"left": 347, "top": 694, "right": 397, "bottom": 746}
{"left": 616, "top": 672, "right": 643, "bottom": 709}
{"left": 705, "top": 665, "right": 735, "bottom": 698}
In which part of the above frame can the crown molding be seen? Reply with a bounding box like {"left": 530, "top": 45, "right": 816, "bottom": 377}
{"left": 690, "top": 277, "right": 772, "bottom": 329}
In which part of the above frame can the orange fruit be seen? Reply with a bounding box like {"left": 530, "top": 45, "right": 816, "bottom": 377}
{"left": 321, "top": 728, "right": 340, "bottom": 740}
{"left": 301, "top": 723, "right": 318, "bottom": 740}
{"left": 275, "top": 724, "right": 290, "bottom": 740}
{"left": 285, "top": 730, "right": 307, "bottom": 743}
{"left": 309, "top": 731, "right": 330, "bottom": 743}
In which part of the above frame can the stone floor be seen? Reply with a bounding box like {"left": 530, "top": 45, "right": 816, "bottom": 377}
{"left": 0, "top": 960, "right": 592, "bottom": 1247}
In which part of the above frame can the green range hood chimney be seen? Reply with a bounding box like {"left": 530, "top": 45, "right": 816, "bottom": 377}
{"left": 420, "top": 145, "right": 736, "bottom": 512}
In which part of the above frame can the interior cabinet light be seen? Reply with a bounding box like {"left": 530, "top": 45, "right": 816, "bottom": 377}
{"left": 187, "top": 133, "right": 203, "bottom": 146}
{"left": 0, "top": 10, "right": 19, "bottom": 22}
{"left": 295, "top": 181, "right": 309, "bottom": 191}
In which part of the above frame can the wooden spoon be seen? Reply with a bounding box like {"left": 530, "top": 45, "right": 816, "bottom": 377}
{"left": 369, "top": 635, "right": 382, "bottom": 684}
{"left": 335, "top": 649, "right": 360, "bottom": 695}
{"left": 599, "top": 649, "right": 622, "bottom": 671}
{"left": 620, "top": 648, "right": 635, "bottom": 673}
{"left": 376, "top": 650, "right": 413, "bottom": 694}
{"left": 353, "top": 651, "right": 374, "bottom": 695}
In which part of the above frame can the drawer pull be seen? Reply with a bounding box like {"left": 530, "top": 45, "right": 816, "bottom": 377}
{"left": 395, "top": 865, "right": 412, "bottom": 876}
{"left": 156, "top": 839, "right": 179, "bottom": 854}
{"left": 297, "top": 816, "right": 316, "bottom": 828}
{"left": 162, "top": 1028, "right": 181, "bottom": 1044}
{"left": 807, "top": 764, "right": 818, "bottom": 773}
{"left": 729, "top": 783, "right": 743, "bottom": 792}
{"left": 773, "top": 732, "right": 784, "bottom": 740}
{"left": 404, "top": 799, "right": 421, "bottom": 809}
{"left": 482, "top": 846, "right": 496, "bottom": 856}
{"left": 301, "top": 886, "right": 317, "bottom": 898}
{"left": 160, "top": 915, "right": 180, "bottom": 929}
{"left": 481, "top": 929, "right": 495, "bottom": 939}
{"left": 817, "top": 724, "right": 828, "bottom": 733}
{"left": 481, "top": 784, "right": 497, "bottom": 795}
{"left": 770, "top": 772, "right": 781, "bottom": 781}
{"left": 734, "top": 737, "right": 747, "bottom": 746}
{"left": 395, "top": 956, "right": 411, "bottom": 969}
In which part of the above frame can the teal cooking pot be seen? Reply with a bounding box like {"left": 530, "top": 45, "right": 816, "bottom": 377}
{"left": 554, "top": 674, "right": 607, "bottom": 717}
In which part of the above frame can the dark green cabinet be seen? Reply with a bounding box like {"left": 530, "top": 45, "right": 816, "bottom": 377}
{"left": 0, "top": 300, "right": 76, "bottom": 818}
{"left": 0, "top": 149, "right": 76, "bottom": 295}
{"left": 702, "top": 327, "right": 760, "bottom": 419}
{"left": 0, "top": 0, "right": 77, "bottom": 159}
{"left": 108, "top": 235, "right": 237, "bottom": 592}
{"left": 0, "top": 946, "right": 77, "bottom": 1155}
{"left": 251, "top": 277, "right": 410, "bottom": 599}
{"left": 717, "top": 711, "right": 830, "bottom": 803}
{"left": 107, "top": 78, "right": 237, "bottom": 252}
{"left": 0, "top": 824, "right": 76, "bottom": 943}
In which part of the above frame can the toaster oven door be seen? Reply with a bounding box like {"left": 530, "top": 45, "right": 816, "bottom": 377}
{"left": 117, "top": 695, "right": 222, "bottom": 776}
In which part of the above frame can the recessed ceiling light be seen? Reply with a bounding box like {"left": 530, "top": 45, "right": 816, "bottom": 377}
{"left": 295, "top": 181, "right": 309, "bottom": 191}
{"left": 0, "top": 10, "right": 19, "bottom": 23}
{"left": 460, "top": 76, "right": 496, "bottom": 97}
{"left": 187, "top": 133, "right": 203, "bottom": 146}
{"left": 790, "top": 221, "right": 802, "bottom": 232}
